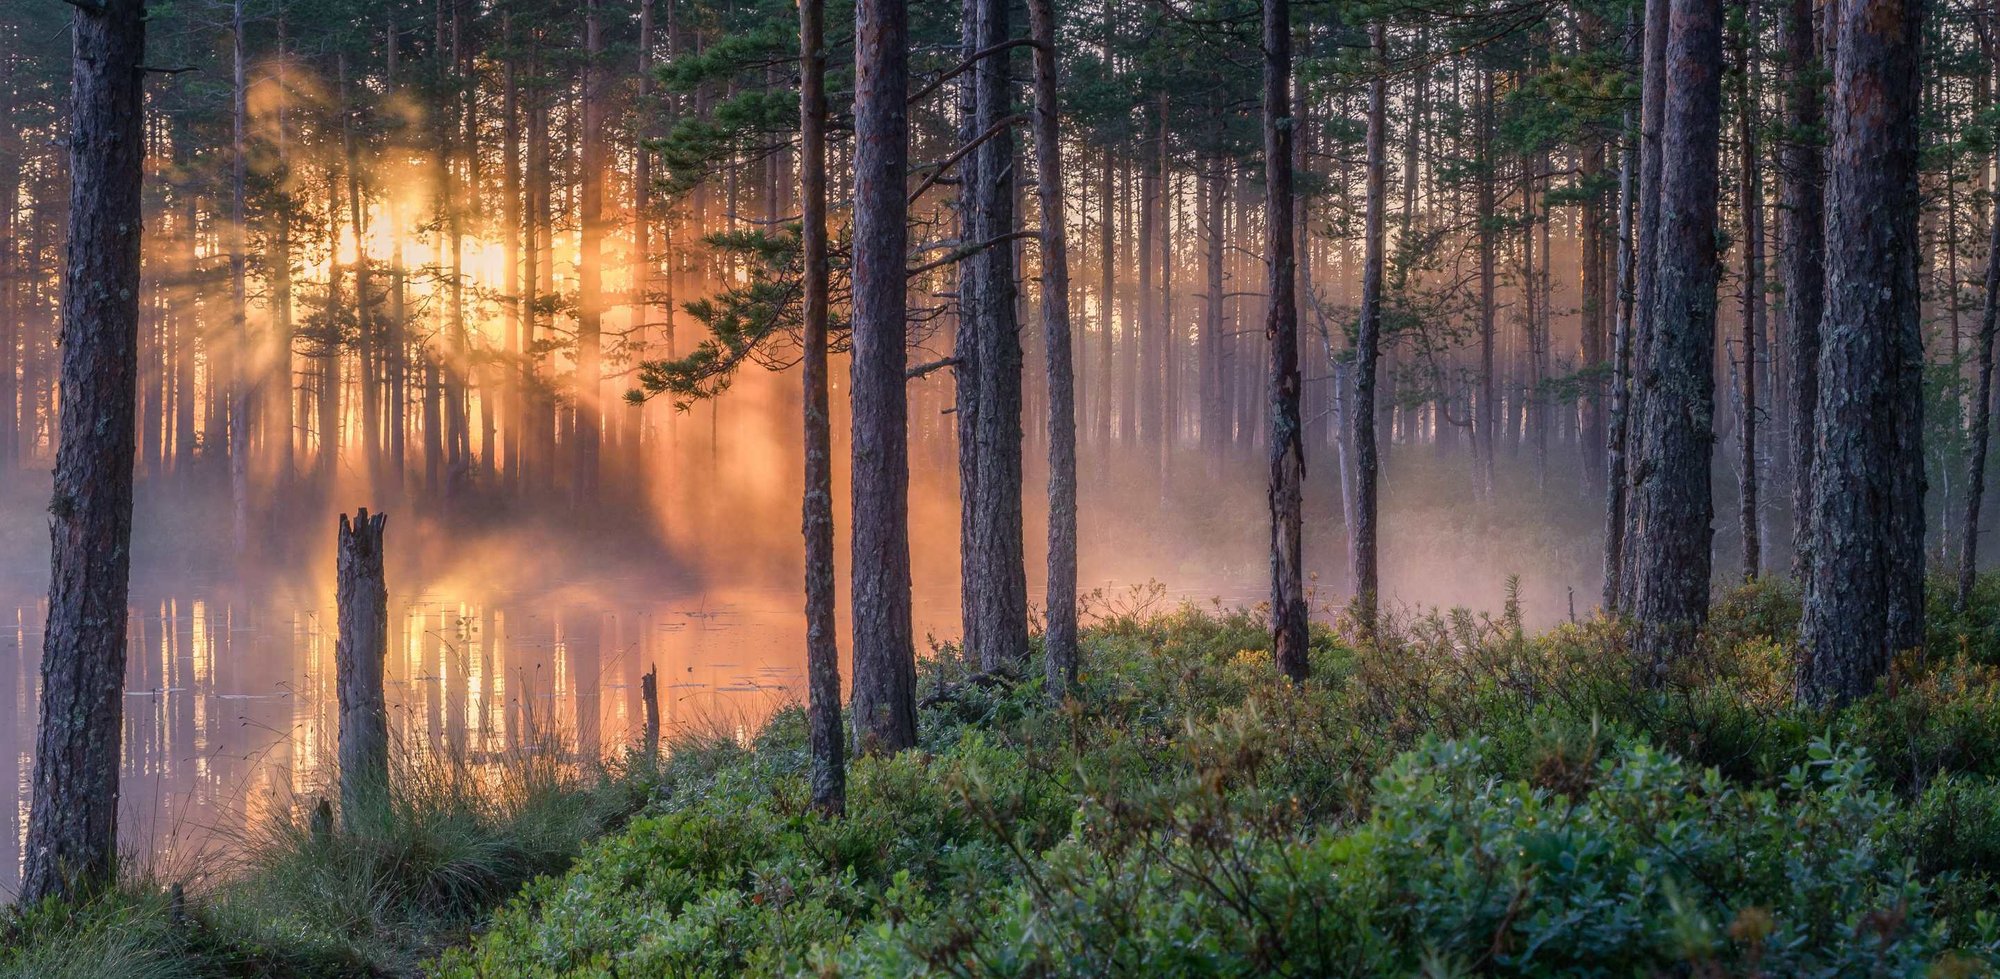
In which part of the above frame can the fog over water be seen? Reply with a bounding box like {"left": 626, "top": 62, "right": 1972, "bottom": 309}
{"left": 0, "top": 366, "right": 1602, "bottom": 892}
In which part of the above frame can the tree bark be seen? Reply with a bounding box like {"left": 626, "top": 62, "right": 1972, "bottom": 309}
{"left": 958, "top": 0, "right": 1029, "bottom": 673}
{"left": 1781, "top": 0, "right": 1825, "bottom": 580}
{"left": 0, "top": 29, "right": 18, "bottom": 476}
{"left": 1630, "top": 0, "right": 1724, "bottom": 670}
{"left": 849, "top": 0, "right": 918, "bottom": 754}
{"left": 1097, "top": 146, "right": 1115, "bottom": 449}
{"left": 1619, "top": 0, "right": 1673, "bottom": 610}
{"left": 502, "top": 13, "right": 523, "bottom": 492}
{"left": 1203, "top": 154, "right": 1227, "bottom": 458}
{"left": 799, "top": 0, "right": 845, "bottom": 813}
{"left": 1798, "top": 0, "right": 1926, "bottom": 708}
{"left": 1477, "top": 71, "right": 1498, "bottom": 496}
{"left": 1265, "top": 0, "right": 1309, "bottom": 678}
{"left": 341, "top": 54, "right": 378, "bottom": 487}
{"left": 575, "top": 0, "right": 606, "bottom": 504}
{"left": 1352, "top": 26, "right": 1389, "bottom": 641}
{"left": 1959, "top": 172, "right": 2000, "bottom": 610}
{"left": 1735, "top": 0, "right": 1765, "bottom": 582}
{"left": 1028, "top": 0, "right": 1079, "bottom": 695}
{"left": 22, "top": 0, "right": 148, "bottom": 905}
{"left": 640, "top": 665, "right": 661, "bottom": 757}
{"left": 336, "top": 509, "right": 389, "bottom": 829}
{"left": 229, "top": 0, "right": 251, "bottom": 556}
{"left": 1604, "top": 90, "right": 1638, "bottom": 609}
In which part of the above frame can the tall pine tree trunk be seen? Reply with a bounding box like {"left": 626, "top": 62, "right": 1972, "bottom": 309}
{"left": 1781, "top": 0, "right": 1825, "bottom": 579}
{"left": 1097, "top": 147, "right": 1114, "bottom": 449}
{"left": 228, "top": 0, "right": 251, "bottom": 555}
{"left": 1630, "top": 0, "right": 1724, "bottom": 670}
{"left": 849, "top": 0, "right": 918, "bottom": 754}
{"left": 799, "top": 0, "right": 845, "bottom": 812}
{"left": 1203, "top": 154, "right": 1226, "bottom": 460}
{"left": 23, "top": 0, "right": 147, "bottom": 904}
{"left": 1735, "top": 1, "right": 1765, "bottom": 581}
{"left": 1352, "top": 26, "right": 1389, "bottom": 640}
{"left": 0, "top": 30, "right": 18, "bottom": 477}
{"left": 341, "top": 54, "right": 378, "bottom": 487}
{"left": 1604, "top": 17, "right": 1640, "bottom": 609}
{"left": 1959, "top": 165, "right": 2000, "bottom": 610}
{"left": 1265, "top": 0, "right": 1309, "bottom": 677}
{"left": 961, "top": 0, "right": 1029, "bottom": 672}
{"left": 1138, "top": 100, "right": 1159, "bottom": 457}
{"left": 382, "top": 26, "right": 403, "bottom": 489}
{"left": 1618, "top": 0, "right": 1672, "bottom": 610}
{"left": 1029, "top": 0, "right": 1079, "bottom": 694}
{"left": 501, "top": 14, "right": 523, "bottom": 493}
{"left": 575, "top": 0, "right": 606, "bottom": 504}
{"left": 1477, "top": 71, "right": 1498, "bottom": 496}
{"left": 1798, "top": 0, "right": 1926, "bottom": 707}
{"left": 1160, "top": 98, "right": 1177, "bottom": 479}
{"left": 1580, "top": 135, "right": 1608, "bottom": 496}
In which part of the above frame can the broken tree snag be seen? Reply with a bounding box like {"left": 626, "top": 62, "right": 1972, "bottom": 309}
{"left": 336, "top": 508, "right": 390, "bottom": 830}
{"left": 641, "top": 664, "right": 661, "bottom": 758}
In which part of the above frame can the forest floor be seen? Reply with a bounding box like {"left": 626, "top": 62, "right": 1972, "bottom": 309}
{"left": 11, "top": 579, "right": 2000, "bottom": 976}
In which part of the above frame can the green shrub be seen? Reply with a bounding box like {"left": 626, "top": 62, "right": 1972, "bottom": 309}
{"left": 437, "top": 594, "right": 2000, "bottom": 978}
{"left": 22, "top": 577, "right": 2000, "bottom": 977}
{"left": 853, "top": 738, "right": 1996, "bottom": 977}
{"left": 1841, "top": 657, "right": 2000, "bottom": 793}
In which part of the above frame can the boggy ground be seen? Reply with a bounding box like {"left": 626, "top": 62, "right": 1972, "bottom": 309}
{"left": 13, "top": 578, "right": 2000, "bottom": 977}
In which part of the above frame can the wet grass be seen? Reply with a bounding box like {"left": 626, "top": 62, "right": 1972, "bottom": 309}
{"left": 15, "top": 576, "right": 2000, "bottom": 975}
{"left": 1, "top": 727, "right": 667, "bottom": 979}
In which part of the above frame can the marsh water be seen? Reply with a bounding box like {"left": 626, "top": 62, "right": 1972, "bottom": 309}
{"left": 0, "top": 556, "right": 1277, "bottom": 896}
{"left": 0, "top": 437, "right": 1598, "bottom": 895}
{"left": 0, "top": 570, "right": 890, "bottom": 894}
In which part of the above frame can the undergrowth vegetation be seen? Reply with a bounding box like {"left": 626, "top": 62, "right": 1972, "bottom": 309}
{"left": 15, "top": 579, "right": 2000, "bottom": 976}
{"left": 432, "top": 579, "right": 2000, "bottom": 977}
{"left": 0, "top": 730, "right": 657, "bottom": 978}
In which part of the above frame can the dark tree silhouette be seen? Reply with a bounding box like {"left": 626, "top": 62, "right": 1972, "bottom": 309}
{"left": 1028, "top": 0, "right": 1079, "bottom": 694}
{"left": 1630, "top": 0, "right": 1724, "bottom": 671}
{"left": 1264, "top": 0, "right": 1309, "bottom": 677}
{"left": 799, "top": 0, "right": 846, "bottom": 812}
{"left": 957, "top": 0, "right": 1029, "bottom": 673}
{"left": 1613, "top": 0, "right": 1671, "bottom": 611}
{"left": 335, "top": 509, "right": 389, "bottom": 830}
{"left": 848, "top": 0, "right": 918, "bottom": 754}
{"left": 1799, "top": 0, "right": 1926, "bottom": 708}
{"left": 22, "top": 0, "right": 149, "bottom": 904}
{"left": 1780, "top": 0, "right": 1825, "bottom": 582}
{"left": 1351, "top": 25, "right": 1388, "bottom": 643}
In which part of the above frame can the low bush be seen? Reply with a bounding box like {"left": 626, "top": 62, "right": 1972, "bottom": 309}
{"left": 17, "top": 578, "right": 2000, "bottom": 976}
{"left": 1, "top": 735, "right": 660, "bottom": 978}
{"left": 434, "top": 581, "right": 2000, "bottom": 977}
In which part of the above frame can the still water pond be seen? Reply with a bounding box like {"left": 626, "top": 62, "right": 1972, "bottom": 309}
{"left": 0, "top": 565, "right": 1249, "bottom": 896}
{"left": 0, "top": 574, "right": 932, "bottom": 895}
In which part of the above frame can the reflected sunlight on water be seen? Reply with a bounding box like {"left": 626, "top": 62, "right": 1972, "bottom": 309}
{"left": 0, "top": 575, "right": 958, "bottom": 896}
{"left": 0, "top": 546, "right": 1265, "bottom": 897}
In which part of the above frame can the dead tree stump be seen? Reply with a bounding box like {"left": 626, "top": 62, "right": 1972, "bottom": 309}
{"left": 641, "top": 665, "right": 661, "bottom": 759}
{"left": 336, "top": 509, "right": 389, "bottom": 830}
